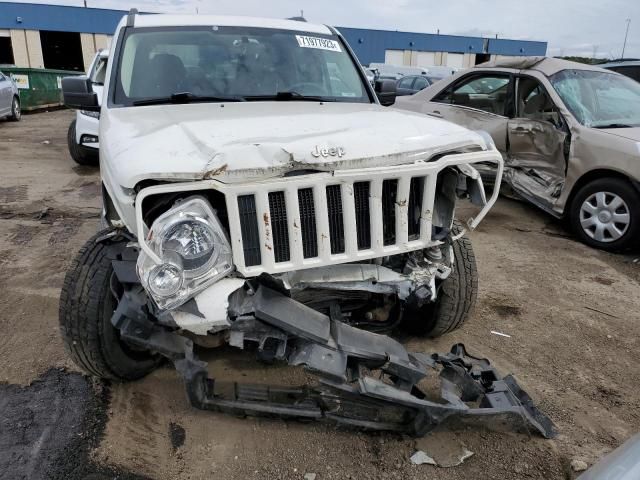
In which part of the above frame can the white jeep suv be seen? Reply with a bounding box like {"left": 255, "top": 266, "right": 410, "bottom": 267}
{"left": 59, "top": 12, "right": 555, "bottom": 437}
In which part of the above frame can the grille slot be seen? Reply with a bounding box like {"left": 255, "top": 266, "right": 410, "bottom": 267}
{"left": 326, "top": 185, "right": 345, "bottom": 254}
{"left": 382, "top": 179, "right": 397, "bottom": 246}
{"left": 297, "top": 188, "right": 318, "bottom": 258}
{"left": 268, "top": 191, "right": 290, "bottom": 263}
{"left": 353, "top": 182, "right": 371, "bottom": 250}
{"left": 408, "top": 177, "right": 424, "bottom": 239}
{"left": 237, "top": 195, "right": 261, "bottom": 266}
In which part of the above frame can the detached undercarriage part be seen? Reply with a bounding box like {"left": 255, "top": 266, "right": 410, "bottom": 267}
{"left": 113, "top": 281, "right": 556, "bottom": 438}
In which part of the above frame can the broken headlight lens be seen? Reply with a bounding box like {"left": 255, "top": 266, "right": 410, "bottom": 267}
{"left": 162, "top": 220, "right": 218, "bottom": 277}
{"left": 137, "top": 197, "right": 233, "bottom": 310}
{"left": 148, "top": 263, "right": 183, "bottom": 297}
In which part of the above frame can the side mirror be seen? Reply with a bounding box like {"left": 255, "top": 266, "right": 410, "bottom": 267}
{"left": 375, "top": 79, "right": 396, "bottom": 106}
{"left": 62, "top": 76, "right": 99, "bottom": 111}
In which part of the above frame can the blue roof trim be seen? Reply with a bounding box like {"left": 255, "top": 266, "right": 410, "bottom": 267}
{"left": 0, "top": 2, "right": 547, "bottom": 62}
{"left": 486, "top": 38, "right": 547, "bottom": 56}
{"left": 0, "top": 2, "right": 126, "bottom": 35}
{"left": 338, "top": 26, "right": 547, "bottom": 65}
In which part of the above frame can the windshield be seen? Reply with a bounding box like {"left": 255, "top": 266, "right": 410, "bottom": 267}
{"left": 550, "top": 69, "right": 640, "bottom": 128}
{"left": 113, "top": 26, "right": 371, "bottom": 105}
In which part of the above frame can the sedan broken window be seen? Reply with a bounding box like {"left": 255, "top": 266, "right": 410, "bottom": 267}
{"left": 550, "top": 69, "right": 640, "bottom": 128}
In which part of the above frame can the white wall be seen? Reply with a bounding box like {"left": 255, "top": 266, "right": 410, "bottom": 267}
{"left": 9, "top": 30, "right": 28, "bottom": 67}
{"left": 446, "top": 53, "right": 464, "bottom": 69}
{"left": 414, "top": 51, "right": 435, "bottom": 67}
{"left": 384, "top": 49, "right": 404, "bottom": 65}
{"left": 80, "top": 32, "right": 96, "bottom": 71}
{"left": 25, "top": 30, "right": 44, "bottom": 69}
{"left": 384, "top": 49, "right": 476, "bottom": 69}
{"left": 94, "top": 34, "right": 111, "bottom": 51}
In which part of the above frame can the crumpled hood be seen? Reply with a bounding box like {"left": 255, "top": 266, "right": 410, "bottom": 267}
{"left": 100, "top": 102, "right": 488, "bottom": 188}
{"left": 599, "top": 127, "right": 640, "bottom": 143}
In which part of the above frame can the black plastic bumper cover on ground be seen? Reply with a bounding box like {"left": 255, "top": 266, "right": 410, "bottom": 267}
{"left": 114, "top": 283, "right": 556, "bottom": 438}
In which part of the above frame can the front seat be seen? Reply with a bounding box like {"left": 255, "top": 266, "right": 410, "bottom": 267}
{"left": 147, "top": 53, "right": 187, "bottom": 97}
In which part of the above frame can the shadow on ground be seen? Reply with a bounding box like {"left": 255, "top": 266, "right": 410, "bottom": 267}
{"left": 0, "top": 368, "right": 151, "bottom": 480}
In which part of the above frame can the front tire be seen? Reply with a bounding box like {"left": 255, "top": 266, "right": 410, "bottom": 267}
{"left": 67, "top": 119, "right": 98, "bottom": 166}
{"left": 9, "top": 96, "right": 20, "bottom": 121}
{"left": 59, "top": 230, "right": 161, "bottom": 381}
{"left": 569, "top": 178, "right": 639, "bottom": 251}
{"left": 403, "top": 220, "right": 478, "bottom": 337}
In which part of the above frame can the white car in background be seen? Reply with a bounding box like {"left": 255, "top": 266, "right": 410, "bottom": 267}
{"left": 67, "top": 49, "right": 108, "bottom": 165}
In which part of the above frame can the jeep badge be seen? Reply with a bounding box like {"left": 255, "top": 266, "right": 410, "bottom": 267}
{"left": 311, "top": 145, "right": 345, "bottom": 158}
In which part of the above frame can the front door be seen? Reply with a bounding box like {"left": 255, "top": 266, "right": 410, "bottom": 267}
{"left": 426, "top": 72, "right": 514, "bottom": 157}
{"left": 506, "top": 75, "right": 569, "bottom": 210}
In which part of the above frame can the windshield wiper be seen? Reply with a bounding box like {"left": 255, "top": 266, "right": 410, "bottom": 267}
{"left": 244, "top": 91, "right": 327, "bottom": 102}
{"left": 592, "top": 123, "right": 635, "bottom": 129}
{"left": 132, "top": 92, "right": 245, "bottom": 106}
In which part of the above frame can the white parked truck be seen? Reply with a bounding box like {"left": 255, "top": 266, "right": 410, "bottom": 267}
{"left": 67, "top": 49, "right": 108, "bottom": 165}
{"left": 60, "top": 11, "right": 555, "bottom": 437}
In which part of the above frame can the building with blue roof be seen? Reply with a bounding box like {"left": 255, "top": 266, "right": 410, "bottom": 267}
{"left": 0, "top": 2, "right": 547, "bottom": 72}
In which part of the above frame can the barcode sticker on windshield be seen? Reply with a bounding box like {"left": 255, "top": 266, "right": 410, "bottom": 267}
{"left": 295, "top": 35, "right": 342, "bottom": 52}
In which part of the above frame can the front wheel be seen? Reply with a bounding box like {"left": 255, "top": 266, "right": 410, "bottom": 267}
{"left": 59, "top": 230, "right": 161, "bottom": 381}
{"left": 569, "top": 178, "right": 639, "bottom": 251}
{"left": 403, "top": 220, "right": 478, "bottom": 337}
{"left": 67, "top": 119, "right": 98, "bottom": 166}
{"left": 9, "top": 96, "right": 20, "bottom": 121}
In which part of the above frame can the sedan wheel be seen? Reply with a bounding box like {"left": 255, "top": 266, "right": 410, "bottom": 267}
{"left": 570, "top": 177, "right": 639, "bottom": 251}
{"left": 579, "top": 191, "right": 630, "bottom": 243}
{"left": 10, "top": 97, "right": 21, "bottom": 121}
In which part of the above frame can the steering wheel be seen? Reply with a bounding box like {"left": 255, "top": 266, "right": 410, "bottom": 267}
{"left": 287, "top": 82, "right": 328, "bottom": 96}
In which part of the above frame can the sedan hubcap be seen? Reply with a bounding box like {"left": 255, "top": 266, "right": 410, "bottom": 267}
{"left": 13, "top": 99, "right": 20, "bottom": 118}
{"left": 580, "top": 191, "right": 630, "bottom": 243}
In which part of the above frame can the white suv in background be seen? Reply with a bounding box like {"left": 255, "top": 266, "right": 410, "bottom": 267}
{"left": 67, "top": 49, "right": 108, "bottom": 165}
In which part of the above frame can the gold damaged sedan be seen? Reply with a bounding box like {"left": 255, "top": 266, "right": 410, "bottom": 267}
{"left": 395, "top": 57, "right": 640, "bottom": 251}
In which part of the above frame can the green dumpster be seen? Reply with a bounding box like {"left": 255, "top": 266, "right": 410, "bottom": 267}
{"left": 0, "top": 67, "right": 82, "bottom": 111}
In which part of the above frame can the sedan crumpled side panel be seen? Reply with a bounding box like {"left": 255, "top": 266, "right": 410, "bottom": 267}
{"left": 505, "top": 118, "right": 568, "bottom": 209}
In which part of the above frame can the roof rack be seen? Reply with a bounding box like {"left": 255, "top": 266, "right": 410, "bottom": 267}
{"left": 127, "top": 8, "right": 138, "bottom": 27}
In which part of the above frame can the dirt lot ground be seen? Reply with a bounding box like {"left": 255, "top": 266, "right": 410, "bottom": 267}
{"left": 1, "top": 109, "right": 639, "bottom": 480}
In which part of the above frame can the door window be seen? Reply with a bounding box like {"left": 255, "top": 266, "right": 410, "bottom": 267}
{"left": 434, "top": 74, "right": 511, "bottom": 115}
{"left": 398, "top": 76, "right": 414, "bottom": 89}
{"left": 413, "top": 76, "right": 429, "bottom": 90}
{"left": 517, "top": 77, "right": 562, "bottom": 127}
{"left": 91, "top": 57, "right": 108, "bottom": 85}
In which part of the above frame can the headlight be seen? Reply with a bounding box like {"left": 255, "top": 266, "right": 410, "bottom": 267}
{"left": 137, "top": 197, "right": 233, "bottom": 310}
{"left": 81, "top": 110, "right": 100, "bottom": 119}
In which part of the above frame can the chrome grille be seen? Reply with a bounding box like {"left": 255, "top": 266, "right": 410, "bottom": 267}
{"left": 297, "top": 188, "right": 318, "bottom": 259}
{"left": 268, "top": 191, "right": 290, "bottom": 263}
{"left": 353, "top": 182, "right": 371, "bottom": 250}
{"left": 135, "top": 151, "right": 503, "bottom": 278}
{"left": 326, "top": 185, "right": 345, "bottom": 254}
{"left": 237, "top": 195, "right": 261, "bottom": 267}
